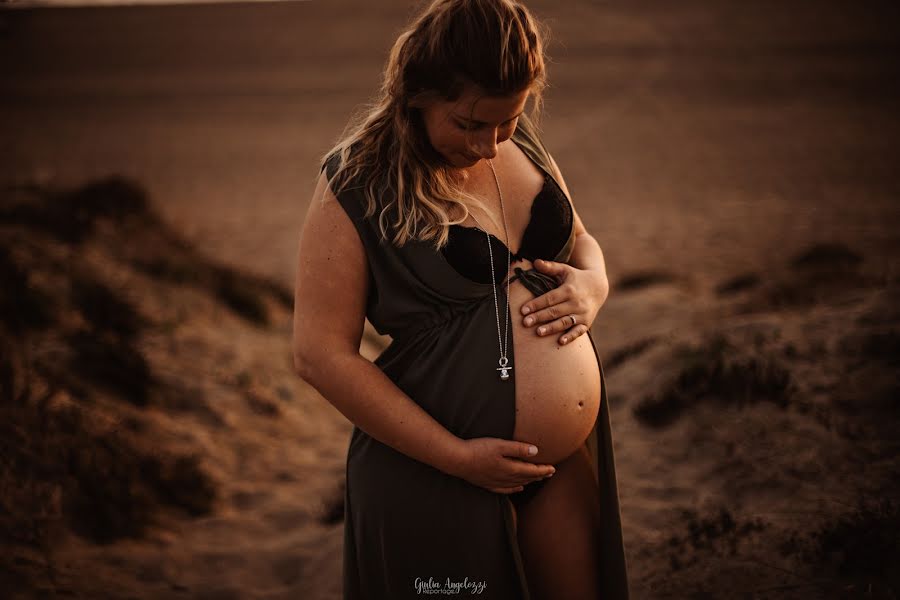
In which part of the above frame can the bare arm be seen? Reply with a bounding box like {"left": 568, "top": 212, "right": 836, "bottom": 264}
{"left": 292, "top": 170, "right": 466, "bottom": 477}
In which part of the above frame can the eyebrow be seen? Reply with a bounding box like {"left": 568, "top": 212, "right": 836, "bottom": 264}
{"left": 451, "top": 109, "right": 525, "bottom": 126}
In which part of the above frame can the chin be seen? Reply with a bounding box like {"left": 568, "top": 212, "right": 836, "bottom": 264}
{"left": 456, "top": 153, "right": 480, "bottom": 166}
{"left": 433, "top": 151, "right": 460, "bottom": 168}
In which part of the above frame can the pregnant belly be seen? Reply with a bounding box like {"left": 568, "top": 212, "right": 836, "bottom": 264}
{"left": 504, "top": 258, "right": 601, "bottom": 466}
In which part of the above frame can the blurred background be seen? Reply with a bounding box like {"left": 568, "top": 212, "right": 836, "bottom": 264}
{"left": 2, "top": 0, "right": 898, "bottom": 598}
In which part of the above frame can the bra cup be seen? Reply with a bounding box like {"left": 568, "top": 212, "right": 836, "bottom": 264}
{"left": 441, "top": 179, "right": 573, "bottom": 285}
{"left": 521, "top": 176, "right": 574, "bottom": 261}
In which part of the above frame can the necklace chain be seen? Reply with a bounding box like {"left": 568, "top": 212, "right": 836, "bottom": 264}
{"left": 467, "top": 159, "right": 512, "bottom": 380}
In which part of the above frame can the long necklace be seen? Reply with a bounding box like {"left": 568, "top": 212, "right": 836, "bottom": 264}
{"left": 467, "top": 159, "right": 513, "bottom": 381}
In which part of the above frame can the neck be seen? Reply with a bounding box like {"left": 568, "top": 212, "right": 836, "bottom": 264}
{"left": 446, "top": 159, "right": 485, "bottom": 184}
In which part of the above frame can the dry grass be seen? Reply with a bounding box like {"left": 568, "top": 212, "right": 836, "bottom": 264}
{"left": 0, "top": 175, "right": 297, "bottom": 594}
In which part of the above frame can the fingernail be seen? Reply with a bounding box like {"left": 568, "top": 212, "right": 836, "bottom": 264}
{"left": 538, "top": 327, "right": 545, "bottom": 335}
{"left": 522, "top": 306, "right": 531, "bottom": 315}
{"left": 561, "top": 337, "right": 568, "bottom": 344}
{"left": 524, "top": 316, "right": 534, "bottom": 326}
{"left": 528, "top": 445, "right": 538, "bottom": 456}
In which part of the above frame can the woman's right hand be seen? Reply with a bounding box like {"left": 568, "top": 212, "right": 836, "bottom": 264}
{"left": 450, "top": 437, "right": 556, "bottom": 494}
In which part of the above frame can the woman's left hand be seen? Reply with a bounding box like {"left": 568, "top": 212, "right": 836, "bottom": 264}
{"left": 519, "top": 259, "right": 609, "bottom": 346}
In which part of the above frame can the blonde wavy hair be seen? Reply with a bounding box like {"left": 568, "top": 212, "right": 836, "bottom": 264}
{"left": 319, "top": 0, "right": 550, "bottom": 250}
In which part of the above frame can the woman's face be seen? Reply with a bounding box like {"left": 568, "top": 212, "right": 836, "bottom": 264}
{"left": 416, "top": 85, "right": 530, "bottom": 171}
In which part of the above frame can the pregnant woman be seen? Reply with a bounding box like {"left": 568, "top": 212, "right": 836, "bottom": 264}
{"left": 293, "top": 1, "right": 629, "bottom": 598}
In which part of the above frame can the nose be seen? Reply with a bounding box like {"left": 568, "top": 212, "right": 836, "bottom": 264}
{"left": 469, "top": 129, "right": 499, "bottom": 159}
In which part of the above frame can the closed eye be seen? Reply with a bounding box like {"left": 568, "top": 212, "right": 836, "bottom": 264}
{"left": 455, "top": 116, "right": 519, "bottom": 131}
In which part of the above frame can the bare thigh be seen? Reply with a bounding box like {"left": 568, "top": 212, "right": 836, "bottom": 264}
{"left": 513, "top": 444, "right": 602, "bottom": 600}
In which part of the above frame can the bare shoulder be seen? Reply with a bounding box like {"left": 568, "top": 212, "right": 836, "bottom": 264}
{"left": 302, "top": 169, "right": 367, "bottom": 265}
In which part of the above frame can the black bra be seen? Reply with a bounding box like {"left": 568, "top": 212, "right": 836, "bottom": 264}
{"left": 441, "top": 171, "right": 573, "bottom": 284}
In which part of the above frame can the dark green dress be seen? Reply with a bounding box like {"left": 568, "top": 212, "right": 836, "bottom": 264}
{"left": 321, "top": 116, "right": 630, "bottom": 599}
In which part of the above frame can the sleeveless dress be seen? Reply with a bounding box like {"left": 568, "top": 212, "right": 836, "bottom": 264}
{"left": 320, "top": 115, "right": 630, "bottom": 600}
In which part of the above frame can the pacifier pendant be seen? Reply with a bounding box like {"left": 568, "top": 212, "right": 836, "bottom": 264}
{"left": 497, "top": 357, "right": 512, "bottom": 381}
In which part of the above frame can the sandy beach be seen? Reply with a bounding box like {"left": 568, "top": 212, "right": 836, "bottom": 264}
{"left": 2, "top": 0, "right": 899, "bottom": 598}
